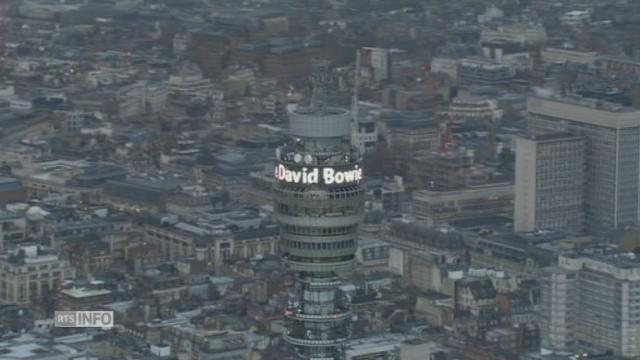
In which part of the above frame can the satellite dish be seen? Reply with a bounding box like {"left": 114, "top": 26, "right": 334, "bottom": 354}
{"left": 304, "top": 154, "right": 313, "bottom": 164}
{"left": 294, "top": 153, "right": 302, "bottom": 163}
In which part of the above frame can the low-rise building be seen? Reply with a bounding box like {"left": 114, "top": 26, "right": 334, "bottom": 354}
{"left": 0, "top": 211, "right": 27, "bottom": 253}
{"left": 345, "top": 334, "right": 403, "bottom": 360}
{"left": 541, "top": 48, "right": 598, "bottom": 67}
{"left": 382, "top": 116, "right": 440, "bottom": 154}
{"left": 412, "top": 183, "right": 514, "bottom": 224}
{"left": 458, "top": 58, "right": 511, "bottom": 87}
{"left": 480, "top": 24, "right": 547, "bottom": 47}
{"left": 143, "top": 213, "right": 278, "bottom": 265}
{"left": 103, "top": 178, "right": 183, "bottom": 213}
{"left": 0, "top": 245, "right": 75, "bottom": 305}
{"left": 0, "top": 177, "right": 26, "bottom": 206}
{"left": 56, "top": 286, "right": 113, "bottom": 311}
{"left": 561, "top": 10, "right": 590, "bottom": 28}
{"left": 356, "top": 238, "right": 390, "bottom": 269}
{"left": 447, "top": 95, "right": 502, "bottom": 121}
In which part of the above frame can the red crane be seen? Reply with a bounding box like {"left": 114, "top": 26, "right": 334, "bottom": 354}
{"left": 440, "top": 115, "right": 454, "bottom": 153}
{"left": 0, "top": 18, "right": 6, "bottom": 60}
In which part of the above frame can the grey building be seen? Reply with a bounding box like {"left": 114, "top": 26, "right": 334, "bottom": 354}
{"left": 514, "top": 133, "right": 585, "bottom": 235}
{"left": 457, "top": 58, "right": 511, "bottom": 87}
{"left": 0, "top": 245, "right": 75, "bottom": 305}
{"left": 0, "top": 211, "right": 26, "bottom": 253}
{"left": 0, "top": 177, "right": 26, "bottom": 205}
{"left": 413, "top": 183, "right": 514, "bottom": 224}
{"left": 538, "top": 266, "right": 577, "bottom": 353}
{"left": 539, "top": 252, "right": 640, "bottom": 357}
{"left": 104, "top": 178, "right": 174, "bottom": 212}
{"left": 527, "top": 95, "right": 640, "bottom": 235}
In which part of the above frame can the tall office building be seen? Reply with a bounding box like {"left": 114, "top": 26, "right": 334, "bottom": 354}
{"left": 275, "top": 61, "right": 365, "bottom": 359}
{"left": 527, "top": 95, "right": 640, "bottom": 235}
{"left": 538, "top": 266, "right": 577, "bottom": 353}
{"left": 514, "top": 133, "right": 585, "bottom": 235}
{"left": 539, "top": 252, "right": 640, "bottom": 357}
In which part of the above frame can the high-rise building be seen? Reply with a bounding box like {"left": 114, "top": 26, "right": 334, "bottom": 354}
{"left": 538, "top": 266, "right": 577, "bottom": 353}
{"left": 275, "top": 61, "right": 365, "bottom": 359}
{"left": 539, "top": 252, "right": 640, "bottom": 357}
{"left": 514, "top": 133, "right": 585, "bottom": 235}
{"left": 527, "top": 95, "right": 640, "bottom": 235}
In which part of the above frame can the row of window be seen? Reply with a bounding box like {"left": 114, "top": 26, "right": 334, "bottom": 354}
{"left": 281, "top": 224, "right": 358, "bottom": 236}
{"left": 276, "top": 187, "right": 363, "bottom": 201}
{"left": 28, "top": 272, "right": 61, "bottom": 280}
{"left": 277, "top": 204, "right": 360, "bottom": 217}
{"left": 282, "top": 239, "right": 356, "bottom": 251}
{"left": 146, "top": 229, "right": 188, "bottom": 242}
{"left": 0, "top": 279, "right": 60, "bottom": 302}
{"left": 26, "top": 263, "right": 61, "bottom": 272}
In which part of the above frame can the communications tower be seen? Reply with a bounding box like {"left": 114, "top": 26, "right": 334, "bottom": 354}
{"left": 275, "top": 60, "right": 365, "bottom": 360}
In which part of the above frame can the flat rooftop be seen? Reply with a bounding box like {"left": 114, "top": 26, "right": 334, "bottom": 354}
{"left": 528, "top": 95, "right": 640, "bottom": 129}
{"left": 60, "top": 287, "right": 112, "bottom": 299}
{"left": 521, "top": 132, "right": 582, "bottom": 142}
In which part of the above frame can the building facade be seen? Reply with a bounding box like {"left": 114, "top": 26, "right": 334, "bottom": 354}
{"left": 480, "top": 24, "right": 547, "bottom": 46}
{"left": 538, "top": 266, "right": 577, "bottom": 353}
{"left": 528, "top": 96, "right": 640, "bottom": 235}
{"left": 514, "top": 133, "right": 585, "bottom": 235}
{"left": 0, "top": 245, "right": 75, "bottom": 305}
{"left": 0, "top": 211, "right": 26, "bottom": 253}
{"left": 447, "top": 95, "right": 502, "bottom": 121}
{"left": 539, "top": 253, "right": 640, "bottom": 357}
{"left": 351, "top": 117, "right": 377, "bottom": 155}
{"left": 458, "top": 58, "right": 512, "bottom": 87}
{"left": 413, "top": 183, "right": 514, "bottom": 224}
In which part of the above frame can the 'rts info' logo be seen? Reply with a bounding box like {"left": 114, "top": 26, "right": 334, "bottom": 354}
{"left": 54, "top": 311, "right": 114, "bottom": 328}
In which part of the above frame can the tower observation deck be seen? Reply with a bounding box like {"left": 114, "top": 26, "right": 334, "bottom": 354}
{"left": 275, "top": 60, "right": 365, "bottom": 360}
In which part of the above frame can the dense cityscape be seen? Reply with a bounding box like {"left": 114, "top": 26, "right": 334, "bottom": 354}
{"left": 1, "top": 0, "right": 640, "bottom": 359}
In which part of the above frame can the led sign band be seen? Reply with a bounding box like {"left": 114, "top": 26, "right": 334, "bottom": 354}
{"left": 275, "top": 164, "right": 363, "bottom": 185}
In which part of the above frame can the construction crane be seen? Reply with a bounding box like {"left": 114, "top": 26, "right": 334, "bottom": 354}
{"left": 439, "top": 113, "right": 454, "bottom": 153}
{"left": 0, "top": 8, "right": 6, "bottom": 62}
{"left": 352, "top": 48, "right": 362, "bottom": 122}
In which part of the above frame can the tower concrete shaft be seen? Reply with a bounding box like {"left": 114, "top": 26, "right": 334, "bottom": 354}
{"left": 275, "top": 62, "right": 364, "bottom": 360}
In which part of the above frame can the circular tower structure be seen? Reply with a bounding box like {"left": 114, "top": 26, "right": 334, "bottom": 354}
{"left": 274, "top": 61, "right": 365, "bottom": 360}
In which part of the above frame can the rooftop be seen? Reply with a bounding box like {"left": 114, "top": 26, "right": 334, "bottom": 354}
{"left": 521, "top": 132, "right": 583, "bottom": 142}
{"left": 528, "top": 95, "right": 640, "bottom": 130}
{"left": 60, "top": 287, "right": 112, "bottom": 299}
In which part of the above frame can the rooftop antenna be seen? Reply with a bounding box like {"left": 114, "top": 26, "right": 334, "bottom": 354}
{"left": 310, "top": 59, "right": 332, "bottom": 115}
{"left": 352, "top": 48, "right": 362, "bottom": 122}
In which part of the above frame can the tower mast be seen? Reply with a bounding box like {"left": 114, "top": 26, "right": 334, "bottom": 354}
{"left": 275, "top": 60, "right": 365, "bottom": 360}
